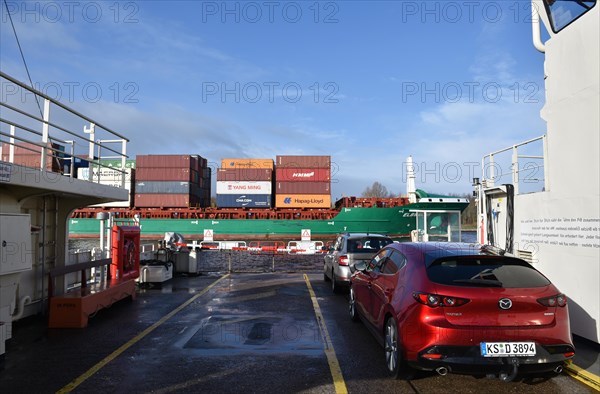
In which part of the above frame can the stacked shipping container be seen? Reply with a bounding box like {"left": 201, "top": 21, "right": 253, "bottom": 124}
{"left": 135, "top": 155, "right": 210, "bottom": 208}
{"left": 275, "top": 155, "right": 331, "bottom": 208}
{"left": 1, "top": 141, "right": 64, "bottom": 172}
{"left": 77, "top": 159, "right": 136, "bottom": 207}
{"left": 216, "top": 160, "right": 274, "bottom": 208}
{"left": 220, "top": 158, "right": 274, "bottom": 169}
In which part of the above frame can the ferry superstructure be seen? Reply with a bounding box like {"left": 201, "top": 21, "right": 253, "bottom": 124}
{"left": 476, "top": 0, "right": 599, "bottom": 344}
{"left": 0, "top": 72, "right": 131, "bottom": 357}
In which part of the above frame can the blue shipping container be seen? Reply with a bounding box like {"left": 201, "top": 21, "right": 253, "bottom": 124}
{"left": 135, "top": 181, "right": 202, "bottom": 195}
{"left": 216, "top": 194, "right": 272, "bottom": 208}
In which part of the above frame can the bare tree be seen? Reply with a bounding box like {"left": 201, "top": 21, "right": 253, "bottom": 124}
{"left": 362, "top": 181, "right": 391, "bottom": 198}
{"left": 447, "top": 192, "right": 477, "bottom": 228}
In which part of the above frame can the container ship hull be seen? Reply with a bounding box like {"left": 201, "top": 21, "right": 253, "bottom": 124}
{"left": 69, "top": 201, "right": 469, "bottom": 240}
{"left": 69, "top": 155, "right": 469, "bottom": 241}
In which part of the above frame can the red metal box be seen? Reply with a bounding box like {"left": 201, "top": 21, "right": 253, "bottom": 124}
{"left": 216, "top": 168, "right": 273, "bottom": 181}
{"left": 275, "top": 155, "right": 330, "bottom": 168}
{"left": 276, "top": 181, "right": 330, "bottom": 194}
{"left": 275, "top": 167, "right": 330, "bottom": 182}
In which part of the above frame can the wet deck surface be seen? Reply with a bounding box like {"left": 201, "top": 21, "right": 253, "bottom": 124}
{"left": 0, "top": 272, "right": 597, "bottom": 393}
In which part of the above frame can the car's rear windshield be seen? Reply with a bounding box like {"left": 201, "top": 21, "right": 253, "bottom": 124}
{"left": 347, "top": 237, "right": 393, "bottom": 253}
{"left": 426, "top": 256, "right": 551, "bottom": 288}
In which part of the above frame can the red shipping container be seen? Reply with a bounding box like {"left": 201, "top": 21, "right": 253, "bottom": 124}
{"left": 276, "top": 155, "right": 330, "bottom": 168}
{"left": 136, "top": 167, "right": 193, "bottom": 182}
{"left": 134, "top": 193, "right": 201, "bottom": 208}
{"left": 137, "top": 154, "right": 196, "bottom": 169}
{"left": 275, "top": 167, "right": 330, "bottom": 182}
{"left": 217, "top": 168, "right": 273, "bottom": 182}
{"left": 1, "top": 142, "right": 63, "bottom": 172}
{"left": 276, "top": 181, "right": 330, "bottom": 194}
{"left": 191, "top": 169, "right": 200, "bottom": 184}
{"left": 191, "top": 155, "right": 208, "bottom": 172}
{"left": 190, "top": 156, "right": 198, "bottom": 172}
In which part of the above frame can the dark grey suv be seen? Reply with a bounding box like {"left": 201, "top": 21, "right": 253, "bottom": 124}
{"left": 323, "top": 233, "right": 393, "bottom": 293}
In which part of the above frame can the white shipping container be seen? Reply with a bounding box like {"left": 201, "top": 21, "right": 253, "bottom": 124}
{"left": 216, "top": 181, "right": 272, "bottom": 195}
{"left": 78, "top": 167, "right": 134, "bottom": 182}
{"left": 84, "top": 175, "right": 134, "bottom": 208}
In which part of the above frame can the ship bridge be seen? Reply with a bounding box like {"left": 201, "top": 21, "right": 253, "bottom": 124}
{"left": 0, "top": 72, "right": 130, "bottom": 355}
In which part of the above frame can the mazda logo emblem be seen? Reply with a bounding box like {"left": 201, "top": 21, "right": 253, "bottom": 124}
{"left": 499, "top": 298, "right": 513, "bottom": 310}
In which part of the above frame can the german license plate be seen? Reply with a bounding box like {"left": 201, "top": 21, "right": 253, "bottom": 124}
{"left": 480, "top": 342, "right": 536, "bottom": 357}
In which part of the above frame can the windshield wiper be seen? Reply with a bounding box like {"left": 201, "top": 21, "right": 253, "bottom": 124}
{"left": 453, "top": 278, "right": 503, "bottom": 287}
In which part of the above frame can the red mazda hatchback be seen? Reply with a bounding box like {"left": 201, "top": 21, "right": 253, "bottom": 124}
{"left": 349, "top": 242, "right": 575, "bottom": 381}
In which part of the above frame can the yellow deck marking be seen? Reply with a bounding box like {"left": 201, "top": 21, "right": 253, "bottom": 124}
{"left": 304, "top": 274, "right": 348, "bottom": 394}
{"left": 565, "top": 360, "right": 600, "bottom": 392}
{"left": 56, "top": 274, "right": 230, "bottom": 394}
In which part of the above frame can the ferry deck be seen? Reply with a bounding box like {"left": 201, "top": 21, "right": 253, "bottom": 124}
{"left": 0, "top": 270, "right": 598, "bottom": 393}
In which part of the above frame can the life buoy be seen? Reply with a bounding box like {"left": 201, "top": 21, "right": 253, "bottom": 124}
{"left": 123, "top": 238, "right": 136, "bottom": 272}
{"left": 111, "top": 225, "right": 141, "bottom": 280}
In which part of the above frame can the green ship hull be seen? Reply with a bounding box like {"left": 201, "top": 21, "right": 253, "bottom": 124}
{"left": 69, "top": 201, "right": 469, "bottom": 240}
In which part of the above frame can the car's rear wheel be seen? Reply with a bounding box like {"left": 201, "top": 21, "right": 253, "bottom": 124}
{"left": 384, "top": 318, "right": 414, "bottom": 380}
{"left": 349, "top": 287, "right": 359, "bottom": 321}
{"left": 331, "top": 269, "right": 339, "bottom": 294}
{"left": 324, "top": 264, "right": 330, "bottom": 282}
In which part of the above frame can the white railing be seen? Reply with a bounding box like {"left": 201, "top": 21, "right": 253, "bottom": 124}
{"left": 140, "top": 243, "right": 159, "bottom": 260}
{"left": 67, "top": 249, "right": 93, "bottom": 265}
{"left": 481, "top": 135, "right": 547, "bottom": 195}
{"left": 287, "top": 241, "right": 325, "bottom": 254}
{"left": 66, "top": 242, "right": 158, "bottom": 286}
{"left": 65, "top": 249, "right": 96, "bottom": 289}
{"left": 187, "top": 240, "right": 248, "bottom": 251}
{"left": 0, "top": 72, "right": 129, "bottom": 188}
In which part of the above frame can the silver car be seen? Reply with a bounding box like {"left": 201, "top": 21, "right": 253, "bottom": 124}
{"left": 323, "top": 233, "right": 393, "bottom": 293}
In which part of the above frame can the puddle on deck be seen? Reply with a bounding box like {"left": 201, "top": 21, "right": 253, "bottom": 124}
{"left": 180, "top": 314, "right": 323, "bottom": 356}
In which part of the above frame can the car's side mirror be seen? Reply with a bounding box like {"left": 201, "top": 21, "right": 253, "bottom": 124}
{"left": 352, "top": 260, "right": 367, "bottom": 273}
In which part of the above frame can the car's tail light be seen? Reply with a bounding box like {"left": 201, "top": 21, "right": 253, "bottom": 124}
{"left": 338, "top": 255, "right": 349, "bottom": 266}
{"left": 413, "top": 292, "right": 470, "bottom": 307}
{"left": 421, "top": 353, "right": 444, "bottom": 360}
{"left": 538, "top": 293, "right": 567, "bottom": 307}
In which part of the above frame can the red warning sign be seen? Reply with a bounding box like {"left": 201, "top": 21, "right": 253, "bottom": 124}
{"left": 203, "top": 229, "right": 214, "bottom": 241}
{"left": 301, "top": 229, "right": 311, "bottom": 241}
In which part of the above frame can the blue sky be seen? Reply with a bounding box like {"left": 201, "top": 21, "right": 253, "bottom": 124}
{"left": 1, "top": 1, "right": 549, "bottom": 199}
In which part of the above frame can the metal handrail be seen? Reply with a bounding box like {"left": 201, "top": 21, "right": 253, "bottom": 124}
{"left": 481, "top": 134, "right": 547, "bottom": 194}
{"left": 0, "top": 131, "right": 66, "bottom": 155}
{"left": 1, "top": 102, "right": 126, "bottom": 159}
{"left": 1, "top": 72, "right": 129, "bottom": 186}
{"left": 0, "top": 71, "right": 129, "bottom": 142}
{"left": 483, "top": 135, "right": 545, "bottom": 159}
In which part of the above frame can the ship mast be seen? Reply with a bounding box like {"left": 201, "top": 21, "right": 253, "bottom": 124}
{"left": 406, "top": 156, "right": 417, "bottom": 203}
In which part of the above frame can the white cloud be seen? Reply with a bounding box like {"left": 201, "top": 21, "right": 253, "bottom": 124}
{"left": 380, "top": 98, "right": 545, "bottom": 195}
{"left": 1, "top": 3, "right": 549, "bottom": 200}
{"left": 4, "top": 18, "right": 82, "bottom": 52}
{"left": 71, "top": 100, "right": 246, "bottom": 161}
